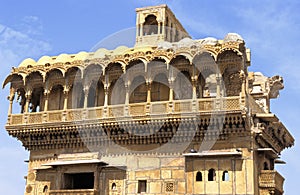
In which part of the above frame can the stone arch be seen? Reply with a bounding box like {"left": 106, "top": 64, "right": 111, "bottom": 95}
{"left": 48, "top": 84, "right": 64, "bottom": 111}
{"left": 87, "top": 80, "right": 105, "bottom": 107}
{"left": 126, "top": 59, "right": 146, "bottom": 81}
{"left": 109, "top": 78, "right": 125, "bottom": 105}
{"left": 67, "top": 82, "right": 84, "bottom": 109}
{"left": 129, "top": 75, "right": 147, "bottom": 103}
{"left": 2, "top": 73, "right": 25, "bottom": 89}
{"left": 25, "top": 72, "right": 45, "bottom": 112}
{"left": 83, "top": 64, "right": 103, "bottom": 88}
{"left": 148, "top": 58, "right": 168, "bottom": 80}
{"left": 173, "top": 70, "right": 192, "bottom": 100}
{"left": 218, "top": 50, "right": 242, "bottom": 97}
{"left": 65, "top": 67, "right": 83, "bottom": 87}
{"left": 151, "top": 73, "right": 169, "bottom": 102}
{"left": 196, "top": 171, "right": 203, "bottom": 182}
{"left": 105, "top": 62, "right": 124, "bottom": 84}
{"left": 170, "top": 55, "right": 193, "bottom": 76}
{"left": 152, "top": 53, "right": 172, "bottom": 64}
{"left": 217, "top": 50, "right": 243, "bottom": 74}
{"left": 143, "top": 14, "right": 158, "bottom": 35}
{"left": 193, "top": 52, "right": 218, "bottom": 98}
{"left": 45, "top": 69, "right": 64, "bottom": 91}
{"left": 208, "top": 168, "right": 216, "bottom": 181}
{"left": 174, "top": 52, "right": 193, "bottom": 64}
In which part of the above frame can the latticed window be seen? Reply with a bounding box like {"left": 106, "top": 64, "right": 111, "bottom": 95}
{"left": 165, "top": 182, "right": 175, "bottom": 192}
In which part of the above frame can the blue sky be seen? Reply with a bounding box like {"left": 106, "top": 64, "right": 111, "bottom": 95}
{"left": 0, "top": 0, "right": 299, "bottom": 194}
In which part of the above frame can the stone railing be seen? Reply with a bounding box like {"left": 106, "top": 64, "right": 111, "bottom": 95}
{"left": 259, "top": 170, "right": 284, "bottom": 193}
{"left": 49, "top": 189, "right": 97, "bottom": 195}
{"left": 7, "top": 96, "right": 241, "bottom": 126}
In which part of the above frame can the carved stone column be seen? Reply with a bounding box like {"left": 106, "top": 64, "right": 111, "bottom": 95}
{"left": 146, "top": 80, "right": 152, "bottom": 114}
{"left": 103, "top": 84, "right": 109, "bottom": 117}
{"left": 7, "top": 88, "right": 15, "bottom": 115}
{"left": 63, "top": 88, "right": 69, "bottom": 110}
{"left": 43, "top": 90, "right": 49, "bottom": 112}
{"left": 158, "top": 21, "right": 161, "bottom": 34}
{"left": 83, "top": 87, "right": 89, "bottom": 108}
{"left": 216, "top": 74, "right": 221, "bottom": 98}
{"left": 140, "top": 24, "right": 143, "bottom": 36}
{"left": 125, "top": 82, "right": 130, "bottom": 116}
{"left": 146, "top": 80, "right": 151, "bottom": 104}
{"left": 168, "top": 77, "right": 174, "bottom": 113}
{"left": 104, "top": 84, "right": 109, "bottom": 107}
{"left": 24, "top": 91, "right": 32, "bottom": 113}
{"left": 192, "top": 77, "right": 197, "bottom": 100}
{"left": 168, "top": 78, "right": 174, "bottom": 102}
{"left": 192, "top": 77, "right": 197, "bottom": 112}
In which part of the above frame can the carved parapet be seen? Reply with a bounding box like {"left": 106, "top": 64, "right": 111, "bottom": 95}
{"left": 259, "top": 170, "right": 284, "bottom": 194}
{"left": 49, "top": 189, "right": 98, "bottom": 195}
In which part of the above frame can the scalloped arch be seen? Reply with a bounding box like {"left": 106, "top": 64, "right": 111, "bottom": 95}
{"left": 217, "top": 48, "right": 243, "bottom": 60}
{"left": 173, "top": 52, "right": 193, "bottom": 64}
{"left": 2, "top": 73, "right": 25, "bottom": 88}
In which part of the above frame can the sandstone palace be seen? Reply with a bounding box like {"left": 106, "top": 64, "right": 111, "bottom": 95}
{"left": 3, "top": 4, "right": 294, "bottom": 195}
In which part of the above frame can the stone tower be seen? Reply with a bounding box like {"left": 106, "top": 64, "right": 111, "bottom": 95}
{"left": 3, "top": 4, "right": 294, "bottom": 195}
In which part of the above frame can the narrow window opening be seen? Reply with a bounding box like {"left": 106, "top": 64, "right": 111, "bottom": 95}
{"left": 138, "top": 180, "right": 147, "bottom": 193}
{"left": 196, "top": 171, "right": 202, "bottom": 181}
{"left": 263, "top": 161, "right": 269, "bottom": 170}
{"left": 208, "top": 168, "right": 216, "bottom": 181}
{"left": 222, "top": 171, "right": 229, "bottom": 181}
{"left": 43, "top": 185, "right": 48, "bottom": 193}
{"left": 111, "top": 182, "right": 116, "bottom": 190}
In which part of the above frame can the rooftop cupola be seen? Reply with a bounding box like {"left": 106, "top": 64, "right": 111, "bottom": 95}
{"left": 135, "top": 4, "right": 190, "bottom": 46}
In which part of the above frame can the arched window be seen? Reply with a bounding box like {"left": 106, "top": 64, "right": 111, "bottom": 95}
{"left": 173, "top": 71, "right": 192, "bottom": 100}
{"left": 43, "top": 185, "right": 48, "bottom": 193}
{"left": 48, "top": 85, "right": 64, "bottom": 111}
{"left": 143, "top": 15, "right": 158, "bottom": 35}
{"left": 129, "top": 76, "right": 147, "bottom": 103}
{"left": 222, "top": 171, "right": 229, "bottom": 181}
{"left": 208, "top": 168, "right": 216, "bottom": 181}
{"left": 111, "top": 182, "right": 116, "bottom": 190}
{"left": 87, "top": 85, "right": 96, "bottom": 108}
{"left": 263, "top": 161, "right": 269, "bottom": 170}
{"left": 68, "top": 83, "right": 84, "bottom": 109}
{"left": 196, "top": 171, "right": 202, "bottom": 182}
{"left": 30, "top": 87, "right": 44, "bottom": 112}
{"left": 151, "top": 73, "right": 169, "bottom": 102}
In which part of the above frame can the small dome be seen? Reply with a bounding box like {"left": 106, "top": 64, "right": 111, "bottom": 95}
{"left": 93, "top": 48, "right": 110, "bottom": 59}
{"left": 55, "top": 53, "right": 71, "bottom": 63}
{"left": 113, "top": 46, "right": 129, "bottom": 55}
{"left": 224, "top": 33, "right": 244, "bottom": 42}
{"left": 73, "top": 51, "right": 89, "bottom": 61}
{"left": 37, "top": 56, "right": 52, "bottom": 65}
{"left": 19, "top": 58, "right": 36, "bottom": 67}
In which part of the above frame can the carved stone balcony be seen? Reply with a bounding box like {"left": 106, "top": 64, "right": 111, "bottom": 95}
{"left": 7, "top": 96, "right": 241, "bottom": 126}
{"left": 259, "top": 170, "right": 284, "bottom": 193}
{"left": 49, "top": 189, "right": 97, "bottom": 195}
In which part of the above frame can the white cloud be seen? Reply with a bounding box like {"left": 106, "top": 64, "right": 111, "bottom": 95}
{"left": 0, "top": 20, "right": 51, "bottom": 195}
